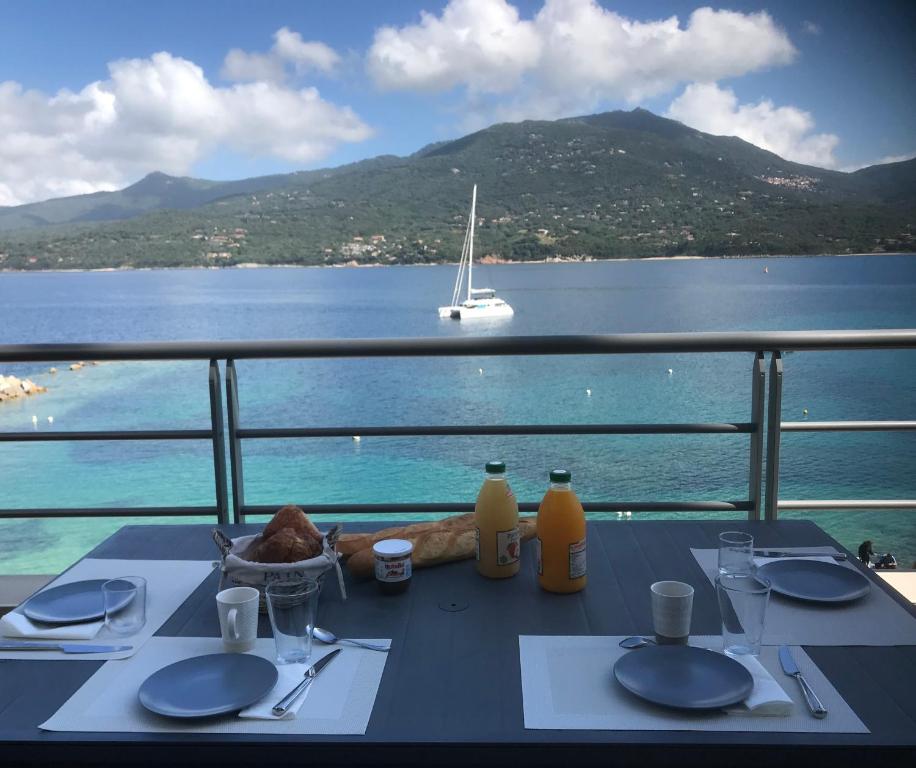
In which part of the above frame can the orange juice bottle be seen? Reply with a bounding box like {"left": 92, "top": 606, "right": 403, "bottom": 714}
{"left": 474, "top": 461, "right": 520, "bottom": 578}
{"left": 536, "top": 469, "right": 586, "bottom": 593}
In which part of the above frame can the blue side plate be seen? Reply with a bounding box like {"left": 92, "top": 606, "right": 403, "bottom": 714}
{"left": 757, "top": 559, "right": 871, "bottom": 604}
{"left": 22, "top": 579, "right": 133, "bottom": 624}
{"left": 139, "top": 654, "right": 279, "bottom": 718}
{"left": 614, "top": 645, "right": 754, "bottom": 710}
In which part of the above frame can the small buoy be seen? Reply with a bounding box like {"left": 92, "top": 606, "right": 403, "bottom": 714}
{"left": 47, "top": 416, "right": 54, "bottom": 424}
{"left": 478, "top": 368, "right": 483, "bottom": 375}
{"left": 586, "top": 388, "right": 592, "bottom": 396}
{"left": 667, "top": 368, "right": 673, "bottom": 375}
{"left": 803, "top": 409, "right": 808, "bottom": 416}
{"left": 352, "top": 435, "right": 361, "bottom": 442}
{"left": 31, "top": 415, "right": 38, "bottom": 425}
{"left": 764, "top": 266, "right": 769, "bottom": 274}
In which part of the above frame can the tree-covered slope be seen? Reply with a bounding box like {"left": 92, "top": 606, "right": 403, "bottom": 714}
{"left": 0, "top": 109, "right": 912, "bottom": 270}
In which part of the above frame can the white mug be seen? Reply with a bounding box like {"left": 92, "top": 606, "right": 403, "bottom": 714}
{"left": 650, "top": 580, "right": 694, "bottom": 643}
{"left": 216, "top": 586, "right": 259, "bottom": 652}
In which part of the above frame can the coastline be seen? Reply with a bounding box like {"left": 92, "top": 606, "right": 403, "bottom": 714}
{"left": 0, "top": 251, "right": 910, "bottom": 275}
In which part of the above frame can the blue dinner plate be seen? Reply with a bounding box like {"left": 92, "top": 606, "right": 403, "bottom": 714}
{"left": 756, "top": 559, "right": 871, "bottom": 604}
{"left": 614, "top": 645, "right": 754, "bottom": 710}
{"left": 22, "top": 579, "right": 134, "bottom": 624}
{"left": 139, "top": 654, "right": 279, "bottom": 718}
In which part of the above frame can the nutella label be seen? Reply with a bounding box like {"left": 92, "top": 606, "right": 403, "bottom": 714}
{"left": 569, "top": 538, "right": 587, "bottom": 579}
{"left": 497, "top": 527, "right": 520, "bottom": 566}
{"left": 375, "top": 556, "right": 412, "bottom": 582}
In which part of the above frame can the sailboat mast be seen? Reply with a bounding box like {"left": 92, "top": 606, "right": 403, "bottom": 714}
{"left": 467, "top": 184, "right": 476, "bottom": 302}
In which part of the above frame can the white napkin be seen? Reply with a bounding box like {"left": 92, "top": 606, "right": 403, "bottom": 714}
{"left": 239, "top": 662, "right": 312, "bottom": 720}
{"left": 724, "top": 654, "right": 793, "bottom": 716}
{"left": 0, "top": 611, "right": 103, "bottom": 640}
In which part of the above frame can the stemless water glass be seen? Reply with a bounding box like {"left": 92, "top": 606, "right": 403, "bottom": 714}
{"left": 718, "top": 531, "right": 755, "bottom": 575}
{"left": 716, "top": 573, "right": 771, "bottom": 656}
{"left": 102, "top": 576, "right": 147, "bottom": 636}
{"left": 265, "top": 578, "right": 320, "bottom": 664}
{"left": 650, "top": 580, "right": 694, "bottom": 644}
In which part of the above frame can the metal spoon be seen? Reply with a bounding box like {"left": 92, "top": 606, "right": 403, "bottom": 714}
{"left": 619, "top": 636, "right": 657, "bottom": 649}
{"left": 313, "top": 627, "right": 390, "bottom": 651}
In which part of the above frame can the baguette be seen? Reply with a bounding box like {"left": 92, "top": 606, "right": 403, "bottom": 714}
{"left": 336, "top": 513, "right": 476, "bottom": 556}
{"left": 346, "top": 517, "right": 537, "bottom": 579}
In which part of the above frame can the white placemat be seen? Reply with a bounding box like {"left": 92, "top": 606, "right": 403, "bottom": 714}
{"left": 691, "top": 548, "right": 916, "bottom": 646}
{"left": 519, "top": 635, "right": 868, "bottom": 733}
{"left": 0, "top": 559, "right": 215, "bottom": 660}
{"left": 40, "top": 636, "right": 389, "bottom": 735}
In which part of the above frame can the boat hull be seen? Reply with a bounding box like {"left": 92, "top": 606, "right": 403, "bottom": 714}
{"left": 453, "top": 301, "right": 514, "bottom": 320}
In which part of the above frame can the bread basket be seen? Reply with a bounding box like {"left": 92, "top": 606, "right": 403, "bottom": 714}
{"left": 212, "top": 526, "right": 347, "bottom": 610}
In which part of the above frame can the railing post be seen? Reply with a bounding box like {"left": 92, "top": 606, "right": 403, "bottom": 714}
{"left": 208, "top": 360, "right": 229, "bottom": 525}
{"left": 226, "top": 359, "right": 245, "bottom": 524}
{"left": 748, "top": 352, "right": 766, "bottom": 520}
{"left": 764, "top": 351, "right": 783, "bottom": 521}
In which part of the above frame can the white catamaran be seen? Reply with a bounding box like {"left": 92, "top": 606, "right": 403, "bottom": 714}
{"left": 438, "top": 185, "right": 514, "bottom": 320}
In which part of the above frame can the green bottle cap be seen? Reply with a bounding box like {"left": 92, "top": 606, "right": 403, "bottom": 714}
{"left": 549, "top": 469, "right": 571, "bottom": 483}
{"left": 485, "top": 461, "right": 506, "bottom": 474}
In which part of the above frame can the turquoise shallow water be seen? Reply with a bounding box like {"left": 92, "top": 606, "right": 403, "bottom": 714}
{"left": 1, "top": 255, "right": 915, "bottom": 573}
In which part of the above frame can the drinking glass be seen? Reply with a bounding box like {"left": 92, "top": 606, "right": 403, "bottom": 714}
{"left": 102, "top": 576, "right": 146, "bottom": 636}
{"left": 716, "top": 573, "right": 771, "bottom": 656}
{"left": 718, "top": 531, "right": 755, "bottom": 575}
{"left": 265, "top": 578, "right": 319, "bottom": 664}
{"left": 650, "top": 580, "right": 694, "bottom": 644}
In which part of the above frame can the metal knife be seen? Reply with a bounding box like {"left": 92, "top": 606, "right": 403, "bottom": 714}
{"left": 0, "top": 642, "right": 132, "bottom": 654}
{"left": 755, "top": 550, "right": 846, "bottom": 561}
{"left": 272, "top": 648, "right": 341, "bottom": 716}
{"left": 779, "top": 646, "right": 827, "bottom": 718}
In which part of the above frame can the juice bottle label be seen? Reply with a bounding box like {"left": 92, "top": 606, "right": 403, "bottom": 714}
{"left": 497, "top": 527, "right": 520, "bottom": 566}
{"left": 568, "top": 538, "right": 587, "bottom": 579}
{"left": 536, "top": 538, "right": 543, "bottom": 575}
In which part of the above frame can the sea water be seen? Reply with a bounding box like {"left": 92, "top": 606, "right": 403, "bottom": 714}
{"left": 0, "top": 255, "right": 914, "bottom": 572}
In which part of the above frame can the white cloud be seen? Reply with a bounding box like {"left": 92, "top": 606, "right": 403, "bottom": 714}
{"left": 368, "top": 0, "right": 541, "bottom": 93}
{"left": 367, "top": 0, "right": 796, "bottom": 118}
{"left": 273, "top": 27, "right": 341, "bottom": 74}
{"left": 802, "top": 20, "right": 822, "bottom": 36}
{"left": 666, "top": 82, "right": 839, "bottom": 168}
{"left": 221, "top": 50, "right": 286, "bottom": 84}
{"left": 0, "top": 51, "right": 370, "bottom": 206}
{"left": 841, "top": 152, "right": 916, "bottom": 173}
{"left": 221, "top": 26, "right": 340, "bottom": 83}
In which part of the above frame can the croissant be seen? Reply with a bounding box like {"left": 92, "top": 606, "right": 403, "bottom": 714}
{"left": 251, "top": 527, "right": 323, "bottom": 563}
{"left": 263, "top": 504, "right": 321, "bottom": 543}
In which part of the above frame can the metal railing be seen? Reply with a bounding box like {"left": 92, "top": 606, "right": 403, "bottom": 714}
{"left": 1, "top": 331, "right": 915, "bottom": 525}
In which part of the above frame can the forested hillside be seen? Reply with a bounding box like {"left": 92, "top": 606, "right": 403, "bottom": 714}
{"left": 1, "top": 109, "right": 912, "bottom": 270}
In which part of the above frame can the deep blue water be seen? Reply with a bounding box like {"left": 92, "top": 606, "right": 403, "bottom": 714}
{"left": 1, "top": 255, "right": 915, "bottom": 572}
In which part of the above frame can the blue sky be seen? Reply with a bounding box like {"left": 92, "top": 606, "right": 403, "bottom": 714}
{"left": 1, "top": 0, "right": 913, "bottom": 205}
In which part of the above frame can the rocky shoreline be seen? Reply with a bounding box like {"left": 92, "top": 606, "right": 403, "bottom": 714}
{"left": 0, "top": 374, "right": 47, "bottom": 403}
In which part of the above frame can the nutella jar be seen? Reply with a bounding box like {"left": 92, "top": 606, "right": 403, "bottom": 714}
{"left": 373, "top": 539, "right": 413, "bottom": 595}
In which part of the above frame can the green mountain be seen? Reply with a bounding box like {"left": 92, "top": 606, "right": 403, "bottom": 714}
{"left": 0, "top": 171, "right": 302, "bottom": 231}
{"left": 0, "top": 109, "right": 912, "bottom": 270}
